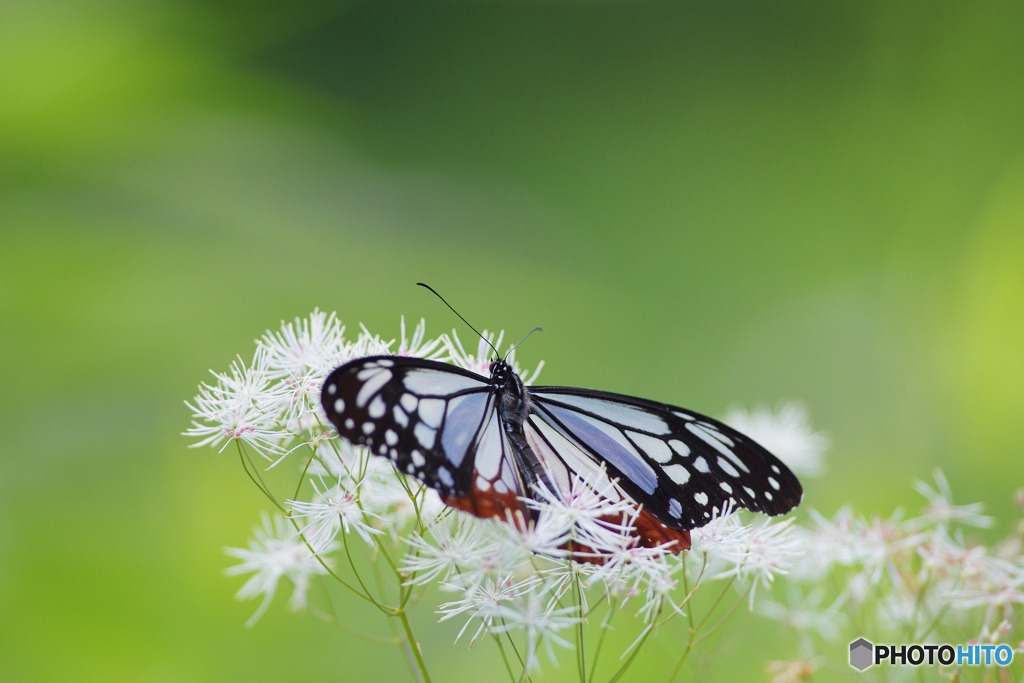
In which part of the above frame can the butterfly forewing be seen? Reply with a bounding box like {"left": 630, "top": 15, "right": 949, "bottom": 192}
{"left": 530, "top": 387, "right": 802, "bottom": 529}
{"left": 321, "top": 356, "right": 497, "bottom": 498}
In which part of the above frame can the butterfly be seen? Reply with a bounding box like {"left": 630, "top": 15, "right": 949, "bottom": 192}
{"left": 320, "top": 349, "right": 802, "bottom": 554}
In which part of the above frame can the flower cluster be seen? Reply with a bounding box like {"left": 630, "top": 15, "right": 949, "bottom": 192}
{"left": 758, "top": 471, "right": 1024, "bottom": 682}
{"left": 186, "top": 311, "right": 825, "bottom": 680}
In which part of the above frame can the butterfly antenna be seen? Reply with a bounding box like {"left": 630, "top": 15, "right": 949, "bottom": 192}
{"left": 417, "top": 283, "right": 499, "bottom": 358}
{"left": 506, "top": 326, "right": 542, "bottom": 360}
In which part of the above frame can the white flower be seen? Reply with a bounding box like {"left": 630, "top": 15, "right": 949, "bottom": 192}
{"left": 524, "top": 471, "right": 639, "bottom": 557}
{"left": 446, "top": 328, "right": 502, "bottom": 377}
{"left": 402, "top": 516, "right": 502, "bottom": 586}
{"left": 540, "top": 558, "right": 597, "bottom": 613}
{"left": 224, "top": 512, "right": 331, "bottom": 627}
{"left": 786, "top": 507, "right": 856, "bottom": 580}
{"left": 438, "top": 575, "right": 542, "bottom": 643}
{"left": 916, "top": 527, "right": 988, "bottom": 581}
{"left": 348, "top": 326, "right": 393, "bottom": 357}
{"left": 184, "top": 347, "right": 286, "bottom": 457}
{"left": 394, "top": 317, "right": 449, "bottom": 360}
{"left": 585, "top": 532, "right": 678, "bottom": 611}
{"left": 723, "top": 402, "right": 827, "bottom": 477}
{"left": 446, "top": 329, "right": 544, "bottom": 384}
{"left": 711, "top": 516, "right": 803, "bottom": 609}
{"left": 287, "top": 476, "right": 382, "bottom": 550}
{"left": 756, "top": 585, "right": 847, "bottom": 643}
{"left": 489, "top": 509, "right": 573, "bottom": 561}
{"left": 953, "top": 562, "right": 1024, "bottom": 610}
{"left": 260, "top": 309, "right": 347, "bottom": 382}
{"left": 358, "top": 457, "right": 444, "bottom": 528}
{"left": 690, "top": 501, "right": 746, "bottom": 557}
{"left": 488, "top": 580, "right": 580, "bottom": 671}
{"left": 308, "top": 437, "right": 367, "bottom": 482}
{"left": 913, "top": 468, "right": 994, "bottom": 529}
{"left": 633, "top": 559, "right": 687, "bottom": 621}
{"left": 845, "top": 511, "right": 926, "bottom": 586}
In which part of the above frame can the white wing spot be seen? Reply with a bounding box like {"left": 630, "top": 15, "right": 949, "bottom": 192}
{"left": 362, "top": 421, "right": 375, "bottom": 435}
{"left": 418, "top": 398, "right": 445, "bottom": 429}
{"left": 411, "top": 450, "right": 425, "bottom": 468}
{"left": 768, "top": 476, "right": 780, "bottom": 490}
{"left": 690, "top": 423, "right": 750, "bottom": 474}
{"left": 694, "top": 491, "right": 709, "bottom": 506}
{"left": 696, "top": 421, "right": 735, "bottom": 446}
{"left": 717, "top": 457, "right": 740, "bottom": 478}
{"left": 765, "top": 491, "right": 774, "bottom": 501}
{"left": 333, "top": 398, "right": 345, "bottom": 414}
{"left": 438, "top": 466, "right": 454, "bottom": 487}
{"left": 686, "top": 422, "right": 739, "bottom": 460}
{"left": 476, "top": 476, "right": 491, "bottom": 492}
{"left": 672, "top": 410, "right": 695, "bottom": 421}
{"left": 693, "top": 456, "right": 709, "bottom": 473}
{"left": 668, "top": 439, "right": 690, "bottom": 458}
{"left": 474, "top": 417, "right": 502, "bottom": 479}
{"left": 414, "top": 422, "right": 435, "bottom": 449}
{"left": 392, "top": 406, "right": 409, "bottom": 428}
{"left": 771, "top": 464, "right": 781, "bottom": 474}
{"left": 400, "top": 393, "right": 418, "bottom": 413}
{"left": 629, "top": 431, "right": 672, "bottom": 464}
{"left": 344, "top": 418, "right": 355, "bottom": 430}
{"left": 368, "top": 395, "right": 386, "bottom": 419}
{"left": 385, "top": 429, "right": 398, "bottom": 446}
{"left": 720, "top": 481, "right": 732, "bottom": 494}
{"left": 663, "top": 463, "right": 691, "bottom": 486}
{"left": 403, "top": 371, "right": 482, "bottom": 395}
{"left": 326, "top": 383, "right": 336, "bottom": 396}
{"left": 376, "top": 359, "right": 394, "bottom": 368}
{"left": 356, "top": 368, "right": 391, "bottom": 407}
{"left": 744, "top": 486, "right": 755, "bottom": 498}
{"left": 668, "top": 498, "right": 682, "bottom": 518}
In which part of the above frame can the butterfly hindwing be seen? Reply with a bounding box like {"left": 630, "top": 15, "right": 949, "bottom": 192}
{"left": 530, "top": 387, "right": 802, "bottom": 530}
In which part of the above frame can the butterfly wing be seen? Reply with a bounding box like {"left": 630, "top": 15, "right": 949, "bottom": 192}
{"left": 529, "top": 387, "right": 803, "bottom": 530}
{"left": 320, "top": 356, "right": 530, "bottom": 517}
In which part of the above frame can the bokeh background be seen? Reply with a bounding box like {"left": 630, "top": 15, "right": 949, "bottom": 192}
{"left": 2, "top": 1, "right": 1023, "bottom": 680}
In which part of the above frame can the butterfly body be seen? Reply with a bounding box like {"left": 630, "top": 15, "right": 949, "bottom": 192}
{"left": 321, "top": 355, "right": 801, "bottom": 553}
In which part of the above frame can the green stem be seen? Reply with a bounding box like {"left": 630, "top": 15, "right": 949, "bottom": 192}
{"left": 237, "top": 443, "right": 284, "bottom": 510}
{"left": 396, "top": 609, "right": 432, "bottom": 683}
{"left": 492, "top": 633, "right": 518, "bottom": 683}
{"left": 587, "top": 598, "right": 616, "bottom": 683}
{"left": 574, "top": 577, "right": 586, "bottom": 683}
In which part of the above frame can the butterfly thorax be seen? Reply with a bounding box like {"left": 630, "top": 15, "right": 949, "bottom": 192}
{"left": 490, "top": 359, "right": 531, "bottom": 429}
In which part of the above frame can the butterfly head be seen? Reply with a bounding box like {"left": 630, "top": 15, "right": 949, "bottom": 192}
{"left": 489, "top": 359, "right": 514, "bottom": 389}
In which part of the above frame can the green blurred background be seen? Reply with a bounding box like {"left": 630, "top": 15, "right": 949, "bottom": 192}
{"left": 2, "top": 0, "right": 1022, "bottom": 680}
